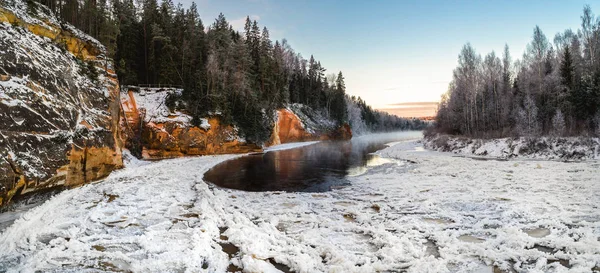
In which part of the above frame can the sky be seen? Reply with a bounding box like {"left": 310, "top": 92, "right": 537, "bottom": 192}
{"left": 177, "top": 0, "right": 600, "bottom": 117}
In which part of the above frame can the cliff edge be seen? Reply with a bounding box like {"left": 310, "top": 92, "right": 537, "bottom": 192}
{"left": 0, "top": 0, "right": 122, "bottom": 206}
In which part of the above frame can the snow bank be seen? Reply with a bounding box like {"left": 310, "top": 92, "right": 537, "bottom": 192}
{"left": 263, "top": 141, "right": 319, "bottom": 152}
{"left": 121, "top": 149, "right": 150, "bottom": 168}
{"left": 425, "top": 134, "right": 600, "bottom": 160}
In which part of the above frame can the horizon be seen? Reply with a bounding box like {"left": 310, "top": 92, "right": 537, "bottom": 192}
{"left": 175, "top": 0, "right": 600, "bottom": 117}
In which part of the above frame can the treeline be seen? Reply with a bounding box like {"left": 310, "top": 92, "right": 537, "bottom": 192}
{"left": 29, "top": 0, "right": 425, "bottom": 141}
{"left": 434, "top": 5, "right": 600, "bottom": 138}
{"left": 347, "top": 96, "right": 427, "bottom": 135}
{"left": 29, "top": 0, "right": 349, "bottom": 142}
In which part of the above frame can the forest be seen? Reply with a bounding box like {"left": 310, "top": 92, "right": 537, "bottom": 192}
{"left": 433, "top": 5, "right": 600, "bottom": 138}
{"left": 28, "top": 0, "right": 425, "bottom": 143}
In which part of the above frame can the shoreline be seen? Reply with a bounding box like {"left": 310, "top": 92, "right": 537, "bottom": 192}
{"left": 423, "top": 134, "right": 600, "bottom": 161}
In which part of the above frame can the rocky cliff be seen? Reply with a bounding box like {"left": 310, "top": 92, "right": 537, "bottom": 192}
{"left": 0, "top": 0, "right": 122, "bottom": 207}
{"left": 120, "top": 87, "right": 261, "bottom": 159}
{"left": 121, "top": 91, "right": 351, "bottom": 159}
{"left": 268, "top": 104, "right": 352, "bottom": 146}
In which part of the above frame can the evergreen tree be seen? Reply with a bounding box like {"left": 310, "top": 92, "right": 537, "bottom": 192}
{"left": 331, "top": 71, "right": 348, "bottom": 124}
{"left": 31, "top": 0, "right": 425, "bottom": 141}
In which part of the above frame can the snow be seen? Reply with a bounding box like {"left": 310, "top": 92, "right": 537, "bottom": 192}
{"left": 1, "top": 137, "right": 599, "bottom": 272}
{"left": 425, "top": 135, "right": 600, "bottom": 160}
{"left": 263, "top": 141, "right": 319, "bottom": 152}
{"left": 199, "top": 118, "right": 211, "bottom": 130}
{"left": 121, "top": 149, "right": 150, "bottom": 168}
{"left": 286, "top": 103, "right": 337, "bottom": 135}
{"left": 127, "top": 88, "right": 192, "bottom": 125}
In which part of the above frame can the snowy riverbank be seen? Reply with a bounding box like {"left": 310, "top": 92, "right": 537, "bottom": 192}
{"left": 424, "top": 134, "right": 600, "bottom": 160}
{"left": 0, "top": 140, "right": 599, "bottom": 272}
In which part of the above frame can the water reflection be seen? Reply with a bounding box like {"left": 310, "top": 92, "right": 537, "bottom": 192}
{"left": 203, "top": 131, "right": 421, "bottom": 192}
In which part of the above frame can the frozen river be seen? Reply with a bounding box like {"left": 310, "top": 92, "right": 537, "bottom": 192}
{"left": 0, "top": 133, "right": 599, "bottom": 272}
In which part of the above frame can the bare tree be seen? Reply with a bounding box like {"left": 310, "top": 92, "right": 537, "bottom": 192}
{"left": 552, "top": 109, "right": 566, "bottom": 136}
{"left": 517, "top": 94, "right": 540, "bottom": 136}
{"left": 581, "top": 5, "right": 598, "bottom": 67}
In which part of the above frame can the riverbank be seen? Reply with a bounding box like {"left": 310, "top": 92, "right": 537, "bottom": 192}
{"left": 424, "top": 134, "right": 600, "bottom": 160}
{"left": 1, "top": 137, "right": 598, "bottom": 272}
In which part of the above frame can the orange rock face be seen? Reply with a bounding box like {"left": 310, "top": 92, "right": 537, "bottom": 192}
{"left": 268, "top": 109, "right": 352, "bottom": 146}
{"left": 141, "top": 118, "right": 262, "bottom": 159}
{"left": 121, "top": 96, "right": 352, "bottom": 159}
{"left": 329, "top": 123, "right": 353, "bottom": 140}
{"left": 0, "top": 5, "right": 123, "bottom": 207}
{"left": 269, "top": 109, "right": 316, "bottom": 145}
{"left": 121, "top": 90, "right": 261, "bottom": 159}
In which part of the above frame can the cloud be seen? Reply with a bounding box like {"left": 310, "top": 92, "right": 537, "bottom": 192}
{"left": 377, "top": 101, "right": 439, "bottom": 118}
{"left": 383, "top": 87, "right": 404, "bottom": 91}
{"left": 387, "top": 102, "right": 440, "bottom": 107}
{"left": 230, "top": 15, "right": 260, "bottom": 31}
{"left": 377, "top": 106, "right": 438, "bottom": 118}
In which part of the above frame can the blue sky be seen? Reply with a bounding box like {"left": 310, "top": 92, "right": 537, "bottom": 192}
{"left": 178, "top": 0, "right": 600, "bottom": 109}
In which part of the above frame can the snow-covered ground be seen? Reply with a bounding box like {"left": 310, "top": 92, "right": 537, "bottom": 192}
{"left": 1, "top": 139, "right": 599, "bottom": 272}
{"left": 425, "top": 135, "right": 600, "bottom": 160}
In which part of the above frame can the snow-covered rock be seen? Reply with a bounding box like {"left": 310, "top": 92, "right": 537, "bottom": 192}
{"left": 0, "top": 0, "right": 122, "bottom": 207}
{"left": 268, "top": 103, "right": 352, "bottom": 146}
{"left": 120, "top": 90, "right": 351, "bottom": 158}
{"left": 120, "top": 87, "right": 261, "bottom": 159}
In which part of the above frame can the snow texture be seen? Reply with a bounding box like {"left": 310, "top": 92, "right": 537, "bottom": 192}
{"left": 1, "top": 136, "right": 599, "bottom": 272}
{"left": 127, "top": 88, "right": 195, "bottom": 125}
{"left": 1, "top": 0, "right": 105, "bottom": 53}
{"left": 263, "top": 141, "right": 319, "bottom": 152}
{"left": 0, "top": 1, "right": 118, "bottom": 184}
{"left": 425, "top": 135, "right": 600, "bottom": 161}
{"left": 286, "top": 103, "right": 337, "bottom": 135}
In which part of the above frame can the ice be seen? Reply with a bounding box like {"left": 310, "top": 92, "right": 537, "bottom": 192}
{"left": 263, "top": 141, "right": 319, "bottom": 152}
{"left": 1, "top": 139, "right": 599, "bottom": 272}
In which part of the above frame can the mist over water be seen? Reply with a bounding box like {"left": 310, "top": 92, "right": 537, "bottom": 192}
{"left": 203, "top": 131, "right": 422, "bottom": 192}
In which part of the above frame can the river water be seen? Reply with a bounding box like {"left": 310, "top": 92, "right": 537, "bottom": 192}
{"left": 203, "top": 131, "right": 422, "bottom": 192}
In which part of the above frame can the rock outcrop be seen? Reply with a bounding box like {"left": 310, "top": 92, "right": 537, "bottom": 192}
{"left": 120, "top": 87, "right": 261, "bottom": 159}
{"left": 121, "top": 91, "right": 352, "bottom": 159}
{"left": 0, "top": 0, "right": 122, "bottom": 206}
{"left": 269, "top": 104, "right": 352, "bottom": 146}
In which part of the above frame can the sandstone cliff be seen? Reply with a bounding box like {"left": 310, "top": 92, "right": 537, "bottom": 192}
{"left": 121, "top": 90, "right": 351, "bottom": 159}
{"left": 0, "top": 0, "right": 122, "bottom": 206}
{"left": 120, "top": 87, "right": 261, "bottom": 159}
{"left": 268, "top": 104, "right": 352, "bottom": 146}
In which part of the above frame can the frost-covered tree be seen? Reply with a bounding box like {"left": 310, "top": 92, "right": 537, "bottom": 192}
{"left": 595, "top": 112, "right": 600, "bottom": 136}
{"left": 517, "top": 94, "right": 540, "bottom": 136}
{"left": 552, "top": 110, "right": 566, "bottom": 136}
{"left": 483, "top": 51, "right": 502, "bottom": 131}
{"left": 434, "top": 5, "right": 600, "bottom": 137}
{"left": 345, "top": 96, "right": 368, "bottom": 136}
{"left": 581, "top": 5, "right": 598, "bottom": 68}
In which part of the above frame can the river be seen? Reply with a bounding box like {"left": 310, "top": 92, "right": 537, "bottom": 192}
{"left": 203, "top": 131, "right": 423, "bottom": 192}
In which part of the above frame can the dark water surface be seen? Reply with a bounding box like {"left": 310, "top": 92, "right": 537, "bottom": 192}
{"left": 203, "top": 131, "right": 422, "bottom": 192}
